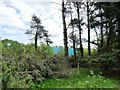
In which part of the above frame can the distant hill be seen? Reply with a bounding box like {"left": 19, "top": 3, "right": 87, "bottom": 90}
{"left": 52, "top": 46, "right": 74, "bottom": 56}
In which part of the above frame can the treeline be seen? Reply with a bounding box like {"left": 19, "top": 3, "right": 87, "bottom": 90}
{"left": 2, "top": 39, "right": 54, "bottom": 58}
{"left": 61, "top": 1, "right": 120, "bottom": 62}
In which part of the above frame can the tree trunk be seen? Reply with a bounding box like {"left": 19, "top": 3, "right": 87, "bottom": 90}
{"left": 35, "top": 30, "right": 38, "bottom": 52}
{"left": 94, "top": 27, "right": 99, "bottom": 52}
{"left": 106, "top": 18, "right": 113, "bottom": 48}
{"left": 87, "top": 2, "right": 91, "bottom": 56}
{"left": 118, "top": 23, "right": 120, "bottom": 50}
{"left": 76, "top": 2, "right": 83, "bottom": 57}
{"left": 70, "top": 2, "right": 77, "bottom": 66}
{"left": 62, "top": 0, "right": 69, "bottom": 59}
{"left": 100, "top": 6, "right": 103, "bottom": 47}
{"left": 117, "top": 10, "right": 120, "bottom": 49}
{"left": 73, "top": 36, "right": 77, "bottom": 66}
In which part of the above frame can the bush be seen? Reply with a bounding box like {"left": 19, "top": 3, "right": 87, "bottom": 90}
{"left": 2, "top": 54, "right": 70, "bottom": 88}
{"left": 97, "top": 49, "right": 120, "bottom": 70}
{"left": 2, "top": 39, "right": 70, "bottom": 88}
{"left": 77, "top": 49, "right": 120, "bottom": 69}
{"left": 39, "top": 44, "right": 54, "bottom": 58}
{"left": 2, "top": 60, "right": 33, "bottom": 89}
{"left": 78, "top": 56, "right": 93, "bottom": 68}
{"left": 69, "top": 55, "right": 76, "bottom": 67}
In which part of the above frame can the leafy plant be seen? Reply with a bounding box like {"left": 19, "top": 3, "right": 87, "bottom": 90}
{"left": 77, "top": 75, "right": 116, "bottom": 88}
{"left": 2, "top": 60, "right": 33, "bottom": 88}
{"left": 97, "top": 49, "right": 120, "bottom": 70}
{"left": 39, "top": 44, "right": 54, "bottom": 58}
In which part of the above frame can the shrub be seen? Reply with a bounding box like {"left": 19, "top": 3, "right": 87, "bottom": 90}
{"left": 2, "top": 54, "right": 70, "bottom": 88}
{"left": 97, "top": 49, "right": 120, "bottom": 70}
{"left": 39, "top": 44, "right": 54, "bottom": 58}
{"left": 2, "top": 60, "right": 33, "bottom": 89}
{"left": 2, "top": 39, "right": 70, "bottom": 88}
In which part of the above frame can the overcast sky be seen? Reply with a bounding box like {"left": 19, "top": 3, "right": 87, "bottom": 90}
{"left": 0, "top": 0, "right": 97, "bottom": 48}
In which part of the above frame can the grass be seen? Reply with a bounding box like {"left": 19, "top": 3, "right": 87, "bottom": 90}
{"left": 31, "top": 68, "right": 118, "bottom": 88}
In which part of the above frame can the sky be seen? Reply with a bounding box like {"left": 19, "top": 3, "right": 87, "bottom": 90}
{"left": 0, "top": 0, "right": 97, "bottom": 48}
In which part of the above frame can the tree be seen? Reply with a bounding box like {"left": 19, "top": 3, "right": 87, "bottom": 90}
{"left": 93, "top": 3, "right": 118, "bottom": 52}
{"left": 115, "top": 2, "right": 120, "bottom": 49}
{"left": 93, "top": 3, "right": 104, "bottom": 48}
{"left": 62, "top": 0, "right": 69, "bottom": 59}
{"left": 25, "top": 14, "right": 50, "bottom": 52}
{"left": 73, "top": 2, "right": 84, "bottom": 57}
{"left": 69, "top": 31, "right": 78, "bottom": 66}
{"left": 87, "top": 1, "right": 91, "bottom": 56}
{"left": 43, "top": 31, "right": 53, "bottom": 46}
{"left": 90, "top": 2, "right": 105, "bottom": 52}
{"left": 70, "top": 2, "right": 77, "bottom": 65}
{"left": 89, "top": 2, "right": 120, "bottom": 53}
{"left": 2, "top": 39, "right": 25, "bottom": 56}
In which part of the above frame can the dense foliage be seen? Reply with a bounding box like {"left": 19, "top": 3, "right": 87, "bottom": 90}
{"left": 1, "top": 38, "right": 120, "bottom": 88}
{"left": 76, "top": 49, "right": 120, "bottom": 70}
{"left": 2, "top": 39, "right": 69, "bottom": 88}
{"left": 2, "top": 56, "right": 70, "bottom": 88}
{"left": 97, "top": 49, "right": 120, "bottom": 70}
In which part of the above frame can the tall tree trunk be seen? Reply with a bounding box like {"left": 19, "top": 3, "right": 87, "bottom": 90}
{"left": 73, "top": 35, "right": 77, "bottom": 66}
{"left": 94, "top": 27, "right": 99, "bottom": 52}
{"left": 117, "top": 9, "right": 120, "bottom": 49}
{"left": 70, "top": 2, "right": 77, "bottom": 65}
{"left": 99, "top": 6, "right": 103, "bottom": 47}
{"left": 35, "top": 28, "right": 38, "bottom": 52}
{"left": 106, "top": 17, "right": 113, "bottom": 52}
{"left": 62, "top": 0, "right": 69, "bottom": 59}
{"left": 76, "top": 2, "right": 83, "bottom": 57}
{"left": 118, "top": 23, "right": 120, "bottom": 50}
{"left": 105, "top": 20, "right": 108, "bottom": 39}
{"left": 87, "top": 2, "right": 91, "bottom": 56}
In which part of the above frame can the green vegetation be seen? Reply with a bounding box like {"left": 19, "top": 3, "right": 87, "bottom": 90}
{"left": 1, "top": 1, "right": 120, "bottom": 89}
{"left": 2, "top": 39, "right": 120, "bottom": 89}
{"left": 0, "top": 40, "right": 1, "bottom": 54}
{"left": 39, "top": 44, "right": 54, "bottom": 58}
{"left": 82, "top": 48, "right": 95, "bottom": 57}
{"left": 32, "top": 68, "right": 117, "bottom": 88}
{"left": 2, "top": 39, "right": 69, "bottom": 88}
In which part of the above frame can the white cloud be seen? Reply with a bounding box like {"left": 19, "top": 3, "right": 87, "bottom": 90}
{"left": 10, "top": 0, "right": 35, "bottom": 22}
{"left": 0, "top": 0, "right": 64, "bottom": 46}
{"left": 0, "top": 0, "right": 97, "bottom": 48}
{"left": 0, "top": 2, "right": 25, "bottom": 29}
